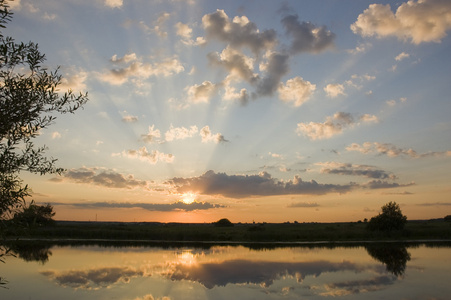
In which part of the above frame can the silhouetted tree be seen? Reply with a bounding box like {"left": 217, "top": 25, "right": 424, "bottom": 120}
{"left": 444, "top": 215, "right": 451, "bottom": 222}
{"left": 0, "top": 0, "right": 88, "bottom": 221}
{"left": 13, "top": 201, "right": 55, "bottom": 227}
{"left": 214, "top": 218, "right": 234, "bottom": 227}
{"left": 367, "top": 201, "right": 407, "bottom": 232}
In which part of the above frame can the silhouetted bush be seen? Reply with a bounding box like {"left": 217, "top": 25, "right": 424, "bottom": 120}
{"left": 214, "top": 218, "right": 234, "bottom": 227}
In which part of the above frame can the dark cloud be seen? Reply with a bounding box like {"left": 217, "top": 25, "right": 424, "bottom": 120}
{"left": 167, "top": 170, "right": 355, "bottom": 198}
{"left": 256, "top": 52, "right": 290, "bottom": 97}
{"left": 363, "top": 180, "right": 415, "bottom": 189}
{"left": 41, "top": 267, "right": 144, "bottom": 290}
{"left": 52, "top": 201, "right": 224, "bottom": 212}
{"left": 167, "top": 259, "right": 364, "bottom": 289}
{"left": 320, "top": 163, "right": 397, "bottom": 179}
{"left": 282, "top": 14, "right": 335, "bottom": 54}
{"left": 53, "top": 167, "right": 149, "bottom": 189}
{"left": 416, "top": 202, "right": 451, "bottom": 206}
{"left": 287, "top": 202, "right": 320, "bottom": 208}
{"left": 202, "top": 9, "right": 277, "bottom": 55}
{"left": 326, "top": 275, "right": 396, "bottom": 295}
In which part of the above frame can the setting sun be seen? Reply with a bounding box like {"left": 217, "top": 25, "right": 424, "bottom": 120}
{"left": 181, "top": 192, "right": 197, "bottom": 205}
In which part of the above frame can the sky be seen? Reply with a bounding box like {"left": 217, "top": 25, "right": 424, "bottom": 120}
{"left": 5, "top": 0, "right": 451, "bottom": 223}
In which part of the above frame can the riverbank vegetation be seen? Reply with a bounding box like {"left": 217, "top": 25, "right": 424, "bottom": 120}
{"left": 3, "top": 218, "right": 451, "bottom": 243}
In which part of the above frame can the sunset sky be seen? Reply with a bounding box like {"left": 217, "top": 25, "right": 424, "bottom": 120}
{"left": 6, "top": 0, "right": 451, "bottom": 223}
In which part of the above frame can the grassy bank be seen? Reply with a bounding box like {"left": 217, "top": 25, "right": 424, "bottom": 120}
{"left": 5, "top": 219, "right": 451, "bottom": 243}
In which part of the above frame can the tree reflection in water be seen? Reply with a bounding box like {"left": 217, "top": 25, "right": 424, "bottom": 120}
{"left": 7, "top": 242, "right": 52, "bottom": 264}
{"left": 365, "top": 243, "right": 411, "bottom": 277}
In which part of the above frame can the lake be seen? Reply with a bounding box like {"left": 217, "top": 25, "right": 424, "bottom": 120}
{"left": 1, "top": 241, "right": 451, "bottom": 299}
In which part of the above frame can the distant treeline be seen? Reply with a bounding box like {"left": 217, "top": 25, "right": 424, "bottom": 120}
{"left": 3, "top": 219, "right": 451, "bottom": 243}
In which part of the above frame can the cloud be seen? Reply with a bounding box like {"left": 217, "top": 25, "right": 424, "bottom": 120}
{"left": 416, "top": 202, "right": 451, "bottom": 206}
{"left": 346, "top": 142, "right": 451, "bottom": 158}
{"left": 382, "top": 191, "right": 413, "bottom": 195}
{"left": 202, "top": 10, "right": 277, "bottom": 55}
{"left": 53, "top": 167, "right": 149, "bottom": 189}
{"left": 51, "top": 131, "right": 61, "bottom": 139}
{"left": 99, "top": 53, "right": 184, "bottom": 85}
{"left": 122, "top": 115, "right": 138, "bottom": 123}
{"left": 287, "top": 202, "right": 320, "bottom": 208}
{"left": 278, "top": 77, "right": 316, "bottom": 106}
{"left": 175, "top": 22, "right": 193, "bottom": 39}
{"left": 296, "top": 112, "right": 378, "bottom": 140}
{"left": 347, "top": 42, "right": 372, "bottom": 54}
{"left": 256, "top": 52, "right": 290, "bottom": 97}
{"left": 395, "top": 52, "right": 410, "bottom": 61}
{"left": 325, "top": 276, "right": 396, "bottom": 296}
{"left": 223, "top": 79, "right": 250, "bottom": 105}
{"left": 104, "top": 0, "right": 123, "bottom": 8}
{"left": 186, "top": 81, "right": 218, "bottom": 103}
{"left": 141, "top": 125, "right": 162, "bottom": 143}
{"left": 167, "top": 170, "right": 354, "bottom": 198}
{"left": 362, "top": 180, "right": 415, "bottom": 189}
{"left": 208, "top": 46, "right": 258, "bottom": 83}
{"left": 121, "top": 147, "right": 174, "bottom": 164}
{"left": 8, "top": 0, "right": 21, "bottom": 10}
{"left": 58, "top": 68, "right": 88, "bottom": 92}
{"left": 41, "top": 266, "right": 143, "bottom": 290}
{"left": 53, "top": 201, "right": 224, "bottom": 212}
{"left": 281, "top": 14, "right": 335, "bottom": 54}
{"left": 317, "top": 162, "right": 396, "bottom": 179}
{"left": 165, "top": 125, "right": 199, "bottom": 142}
{"left": 324, "top": 83, "right": 346, "bottom": 98}
{"left": 200, "top": 126, "right": 228, "bottom": 143}
{"left": 351, "top": 0, "right": 451, "bottom": 44}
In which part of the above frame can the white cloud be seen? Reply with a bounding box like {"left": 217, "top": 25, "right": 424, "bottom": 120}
{"left": 347, "top": 42, "right": 372, "bottom": 54}
{"left": 202, "top": 9, "right": 277, "bottom": 55}
{"left": 386, "top": 99, "right": 397, "bottom": 106}
{"left": 59, "top": 68, "right": 88, "bottom": 92}
{"left": 111, "top": 53, "right": 137, "bottom": 63}
{"left": 175, "top": 22, "right": 192, "bottom": 39}
{"left": 141, "top": 125, "right": 162, "bottom": 143}
{"left": 351, "top": 0, "right": 451, "bottom": 44}
{"left": 53, "top": 167, "right": 148, "bottom": 189}
{"left": 278, "top": 77, "right": 316, "bottom": 107}
{"left": 208, "top": 46, "right": 258, "bottom": 83}
{"left": 121, "top": 147, "right": 174, "bottom": 164}
{"left": 99, "top": 54, "right": 184, "bottom": 86}
{"left": 395, "top": 52, "right": 410, "bottom": 61}
{"left": 104, "top": 0, "right": 123, "bottom": 8}
{"left": 324, "top": 83, "right": 346, "bottom": 98}
{"left": 186, "top": 81, "right": 218, "bottom": 103}
{"left": 165, "top": 125, "right": 198, "bottom": 141}
{"left": 200, "top": 126, "right": 227, "bottom": 143}
{"left": 223, "top": 80, "right": 250, "bottom": 105}
{"left": 346, "top": 142, "right": 450, "bottom": 158}
{"left": 51, "top": 131, "right": 61, "bottom": 139}
{"left": 8, "top": 0, "right": 21, "bottom": 10}
{"left": 122, "top": 115, "right": 138, "bottom": 122}
{"left": 296, "top": 112, "right": 378, "bottom": 140}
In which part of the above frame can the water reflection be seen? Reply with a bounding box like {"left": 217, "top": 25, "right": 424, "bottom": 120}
{"left": 1, "top": 241, "right": 450, "bottom": 299}
{"left": 41, "top": 266, "right": 145, "bottom": 290}
{"left": 366, "top": 243, "right": 411, "bottom": 277}
{"left": 8, "top": 242, "right": 52, "bottom": 264}
{"left": 167, "top": 259, "right": 364, "bottom": 289}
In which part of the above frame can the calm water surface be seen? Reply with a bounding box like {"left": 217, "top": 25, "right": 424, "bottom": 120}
{"left": 1, "top": 242, "right": 450, "bottom": 299}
